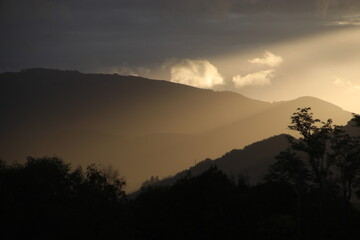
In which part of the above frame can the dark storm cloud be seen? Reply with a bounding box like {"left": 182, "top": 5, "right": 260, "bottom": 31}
{"left": 1, "top": 0, "right": 360, "bottom": 73}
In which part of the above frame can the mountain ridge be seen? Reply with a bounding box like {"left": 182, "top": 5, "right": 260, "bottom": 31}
{"left": 138, "top": 134, "right": 290, "bottom": 191}
{"left": 0, "top": 68, "right": 353, "bottom": 191}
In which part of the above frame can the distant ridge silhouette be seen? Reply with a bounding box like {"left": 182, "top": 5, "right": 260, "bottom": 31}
{"left": 138, "top": 134, "right": 289, "bottom": 191}
{"left": 0, "top": 68, "right": 352, "bottom": 191}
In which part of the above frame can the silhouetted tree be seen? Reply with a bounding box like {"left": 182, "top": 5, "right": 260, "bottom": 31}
{"left": 266, "top": 149, "right": 308, "bottom": 240}
{"left": 266, "top": 108, "right": 360, "bottom": 239}
{"left": 0, "top": 156, "right": 127, "bottom": 240}
{"left": 141, "top": 175, "right": 160, "bottom": 189}
{"left": 287, "top": 107, "right": 335, "bottom": 216}
{"left": 329, "top": 127, "right": 360, "bottom": 206}
{"left": 328, "top": 127, "right": 360, "bottom": 237}
{"left": 352, "top": 114, "right": 360, "bottom": 127}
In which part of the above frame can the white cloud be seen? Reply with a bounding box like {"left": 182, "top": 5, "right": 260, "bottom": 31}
{"left": 231, "top": 50, "right": 282, "bottom": 89}
{"left": 330, "top": 20, "right": 360, "bottom": 26}
{"left": 232, "top": 69, "right": 275, "bottom": 88}
{"left": 333, "top": 77, "right": 351, "bottom": 87}
{"left": 328, "top": 15, "right": 360, "bottom": 26}
{"left": 333, "top": 76, "right": 360, "bottom": 91}
{"left": 249, "top": 51, "right": 283, "bottom": 67}
{"left": 168, "top": 59, "right": 224, "bottom": 88}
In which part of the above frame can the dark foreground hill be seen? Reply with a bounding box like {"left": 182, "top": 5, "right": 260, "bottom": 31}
{"left": 0, "top": 68, "right": 352, "bottom": 191}
{"left": 146, "top": 134, "right": 290, "bottom": 189}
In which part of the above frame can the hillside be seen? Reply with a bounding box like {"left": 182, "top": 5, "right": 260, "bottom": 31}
{"left": 147, "top": 134, "right": 290, "bottom": 189}
{"left": 0, "top": 69, "right": 352, "bottom": 191}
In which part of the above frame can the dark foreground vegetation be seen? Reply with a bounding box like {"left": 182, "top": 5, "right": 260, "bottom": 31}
{"left": 1, "top": 109, "right": 360, "bottom": 240}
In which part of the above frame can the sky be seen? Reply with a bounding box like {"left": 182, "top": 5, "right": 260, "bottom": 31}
{"left": 1, "top": 0, "right": 360, "bottom": 113}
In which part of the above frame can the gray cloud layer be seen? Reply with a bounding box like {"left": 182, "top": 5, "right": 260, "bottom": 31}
{"left": 1, "top": 0, "right": 360, "bottom": 72}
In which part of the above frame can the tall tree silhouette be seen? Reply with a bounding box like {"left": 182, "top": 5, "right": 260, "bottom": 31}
{"left": 267, "top": 108, "right": 360, "bottom": 239}
{"left": 287, "top": 107, "right": 334, "bottom": 215}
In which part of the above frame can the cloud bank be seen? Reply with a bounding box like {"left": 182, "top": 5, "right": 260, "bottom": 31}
{"left": 233, "top": 51, "right": 283, "bottom": 88}
{"left": 232, "top": 69, "right": 275, "bottom": 88}
{"left": 248, "top": 51, "right": 283, "bottom": 67}
{"left": 333, "top": 77, "right": 360, "bottom": 91}
{"left": 2, "top": 0, "right": 360, "bottom": 73}
{"left": 168, "top": 59, "right": 224, "bottom": 89}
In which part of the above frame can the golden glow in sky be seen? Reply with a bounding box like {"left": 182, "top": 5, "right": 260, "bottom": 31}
{"left": 150, "top": 26, "right": 360, "bottom": 114}
{"left": 233, "top": 26, "right": 360, "bottom": 114}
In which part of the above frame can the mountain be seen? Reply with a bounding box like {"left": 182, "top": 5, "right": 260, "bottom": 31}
{"left": 0, "top": 68, "right": 270, "bottom": 136}
{"left": 0, "top": 68, "right": 352, "bottom": 192}
{"left": 145, "top": 134, "right": 290, "bottom": 190}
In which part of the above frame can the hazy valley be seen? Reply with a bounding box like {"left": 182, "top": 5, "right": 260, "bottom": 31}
{"left": 0, "top": 68, "right": 353, "bottom": 191}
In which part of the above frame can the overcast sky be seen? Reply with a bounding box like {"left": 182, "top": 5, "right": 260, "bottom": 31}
{"left": 1, "top": 0, "right": 360, "bottom": 113}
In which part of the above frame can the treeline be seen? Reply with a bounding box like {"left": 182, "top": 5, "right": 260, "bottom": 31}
{"left": 1, "top": 158, "right": 359, "bottom": 240}
{"left": 264, "top": 108, "right": 360, "bottom": 240}
{"left": 1, "top": 109, "right": 360, "bottom": 239}
{"left": 0, "top": 157, "right": 128, "bottom": 239}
